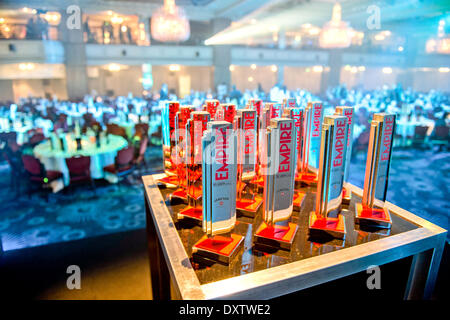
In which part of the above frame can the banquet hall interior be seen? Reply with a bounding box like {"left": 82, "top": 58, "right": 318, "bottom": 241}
{"left": 0, "top": 0, "right": 448, "bottom": 300}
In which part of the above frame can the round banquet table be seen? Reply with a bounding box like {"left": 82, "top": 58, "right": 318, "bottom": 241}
{"left": 33, "top": 134, "right": 128, "bottom": 186}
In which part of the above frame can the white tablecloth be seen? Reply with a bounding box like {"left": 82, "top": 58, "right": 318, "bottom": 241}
{"left": 33, "top": 134, "right": 128, "bottom": 186}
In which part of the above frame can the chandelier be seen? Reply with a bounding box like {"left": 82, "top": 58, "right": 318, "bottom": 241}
{"left": 151, "top": 0, "right": 190, "bottom": 42}
{"left": 319, "top": 2, "right": 353, "bottom": 49}
{"left": 426, "top": 19, "right": 450, "bottom": 54}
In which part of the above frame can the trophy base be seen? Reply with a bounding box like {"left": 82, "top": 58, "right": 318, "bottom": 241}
{"left": 164, "top": 168, "right": 177, "bottom": 176}
{"left": 177, "top": 206, "right": 202, "bottom": 221}
{"left": 157, "top": 175, "right": 178, "bottom": 188}
{"left": 251, "top": 176, "right": 264, "bottom": 189}
{"left": 297, "top": 172, "right": 318, "bottom": 186}
{"left": 254, "top": 222, "right": 298, "bottom": 251}
{"left": 308, "top": 212, "right": 346, "bottom": 240}
{"left": 342, "top": 187, "right": 351, "bottom": 205}
{"left": 293, "top": 190, "right": 306, "bottom": 211}
{"left": 355, "top": 203, "right": 392, "bottom": 229}
{"left": 192, "top": 234, "right": 243, "bottom": 265}
{"left": 236, "top": 197, "right": 263, "bottom": 217}
{"left": 170, "top": 188, "right": 188, "bottom": 202}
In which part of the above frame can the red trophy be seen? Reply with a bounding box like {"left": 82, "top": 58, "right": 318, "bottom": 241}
{"left": 355, "top": 113, "right": 396, "bottom": 229}
{"left": 177, "top": 111, "right": 211, "bottom": 221}
{"left": 335, "top": 106, "right": 354, "bottom": 205}
{"left": 158, "top": 101, "right": 180, "bottom": 187}
{"left": 234, "top": 109, "right": 262, "bottom": 216}
{"left": 254, "top": 118, "right": 298, "bottom": 250}
{"left": 308, "top": 115, "right": 348, "bottom": 239}
{"left": 192, "top": 121, "right": 242, "bottom": 264}
{"left": 283, "top": 104, "right": 306, "bottom": 210}
{"left": 205, "top": 99, "right": 219, "bottom": 120}
{"left": 171, "top": 106, "right": 194, "bottom": 201}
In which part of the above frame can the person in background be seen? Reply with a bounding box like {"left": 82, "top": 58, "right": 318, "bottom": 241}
{"left": 84, "top": 17, "right": 93, "bottom": 43}
{"left": 160, "top": 84, "right": 169, "bottom": 100}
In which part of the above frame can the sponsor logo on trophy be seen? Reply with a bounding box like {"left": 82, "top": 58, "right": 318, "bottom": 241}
{"left": 158, "top": 101, "right": 180, "bottom": 187}
{"left": 355, "top": 113, "right": 396, "bottom": 229}
{"left": 177, "top": 111, "right": 211, "bottom": 221}
{"left": 298, "top": 101, "right": 324, "bottom": 185}
{"left": 192, "top": 121, "right": 243, "bottom": 264}
{"left": 234, "top": 109, "right": 262, "bottom": 216}
{"left": 254, "top": 118, "right": 298, "bottom": 251}
{"left": 308, "top": 115, "right": 348, "bottom": 239}
{"left": 335, "top": 106, "right": 354, "bottom": 205}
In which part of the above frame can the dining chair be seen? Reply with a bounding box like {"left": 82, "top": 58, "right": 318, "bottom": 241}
{"left": 134, "top": 136, "right": 148, "bottom": 174}
{"left": 104, "top": 145, "right": 135, "bottom": 185}
{"left": 22, "top": 154, "right": 63, "bottom": 201}
{"left": 66, "top": 156, "right": 96, "bottom": 191}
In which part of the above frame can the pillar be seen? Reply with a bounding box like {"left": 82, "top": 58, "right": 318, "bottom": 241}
{"left": 59, "top": 5, "right": 89, "bottom": 100}
{"left": 321, "top": 50, "right": 342, "bottom": 94}
{"left": 211, "top": 18, "right": 232, "bottom": 91}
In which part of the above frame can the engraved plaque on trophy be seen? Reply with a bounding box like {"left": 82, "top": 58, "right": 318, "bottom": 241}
{"left": 254, "top": 118, "right": 298, "bottom": 250}
{"left": 308, "top": 115, "right": 348, "bottom": 240}
{"left": 177, "top": 111, "right": 211, "bottom": 221}
{"left": 298, "top": 101, "right": 324, "bottom": 185}
{"left": 335, "top": 106, "right": 354, "bottom": 205}
{"left": 158, "top": 101, "right": 180, "bottom": 187}
{"left": 355, "top": 113, "right": 396, "bottom": 229}
{"left": 192, "top": 121, "right": 243, "bottom": 264}
{"left": 234, "top": 109, "right": 262, "bottom": 216}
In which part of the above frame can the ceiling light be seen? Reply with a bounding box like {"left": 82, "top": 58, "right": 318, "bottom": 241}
{"left": 169, "top": 64, "right": 181, "bottom": 72}
{"left": 313, "top": 66, "right": 323, "bottom": 73}
{"left": 151, "top": 0, "right": 190, "bottom": 43}
{"left": 319, "top": 2, "right": 354, "bottom": 48}
{"left": 248, "top": 76, "right": 254, "bottom": 82}
{"left": 250, "top": 64, "right": 257, "bottom": 70}
{"left": 229, "top": 65, "right": 235, "bottom": 72}
{"left": 271, "top": 65, "right": 278, "bottom": 72}
{"left": 438, "top": 67, "right": 450, "bottom": 73}
{"left": 382, "top": 67, "right": 392, "bottom": 74}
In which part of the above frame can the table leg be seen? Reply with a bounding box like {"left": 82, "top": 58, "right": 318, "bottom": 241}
{"left": 403, "top": 240, "right": 445, "bottom": 300}
{"left": 146, "top": 195, "right": 171, "bottom": 300}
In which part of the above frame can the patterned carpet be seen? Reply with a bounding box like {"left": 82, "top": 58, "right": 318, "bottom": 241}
{"left": 0, "top": 145, "right": 448, "bottom": 252}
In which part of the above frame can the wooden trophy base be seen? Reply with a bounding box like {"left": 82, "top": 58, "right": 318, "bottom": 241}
{"left": 355, "top": 203, "right": 392, "bottom": 229}
{"left": 177, "top": 206, "right": 202, "bottom": 222}
{"left": 157, "top": 175, "right": 178, "bottom": 188}
{"left": 308, "top": 212, "right": 346, "bottom": 240}
{"left": 192, "top": 234, "right": 243, "bottom": 265}
{"left": 293, "top": 190, "right": 306, "bottom": 211}
{"left": 236, "top": 197, "right": 263, "bottom": 217}
{"left": 254, "top": 222, "right": 298, "bottom": 251}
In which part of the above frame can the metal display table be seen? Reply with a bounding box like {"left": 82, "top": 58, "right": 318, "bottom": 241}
{"left": 143, "top": 173, "right": 447, "bottom": 300}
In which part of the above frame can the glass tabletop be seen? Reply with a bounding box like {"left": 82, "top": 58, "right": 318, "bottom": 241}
{"left": 157, "top": 184, "right": 419, "bottom": 285}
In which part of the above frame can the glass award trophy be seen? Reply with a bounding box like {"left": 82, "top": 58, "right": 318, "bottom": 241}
{"left": 308, "top": 115, "right": 348, "bottom": 239}
{"left": 204, "top": 99, "right": 219, "bottom": 120}
{"left": 254, "top": 118, "right": 298, "bottom": 250}
{"left": 177, "top": 111, "right": 211, "bottom": 221}
{"left": 251, "top": 105, "right": 271, "bottom": 191}
{"left": 355, "top": 113, "right": 396, "bottom": 229}
{"left": 335, "top": 106, "right": 354, "bottom": 205}
{"left": 171, "top": 106, "right": 194, "bottom": 201}
{"left": 215, "top": 103, "right": 236, "bottom": 123}
{"left": 269, "top": 102, "right": 283, "bottom": 119}
{"left": 234, "top": 109, "right": 262, "bottom": 216}
{"left": 298, "top": 101, "right": 324, "bottom": 186}
{"left": 283, "top": 105, "right": 306, "bottom": 210}
{"left": 192, "top": 121, "right": 243, "bottom": 264}
{"left": 158, "top": 101, "right": 180, "bottom": 187}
